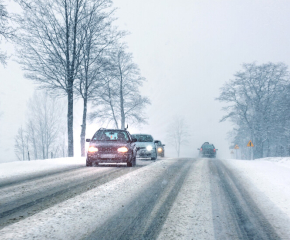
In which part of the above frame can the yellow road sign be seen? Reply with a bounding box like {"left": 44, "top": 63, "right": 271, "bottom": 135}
{"left": 234, "top": 145, "right": 239, "bottom": 149}
{"left": 247, "top": 140, "right": 254, "bottom": 147}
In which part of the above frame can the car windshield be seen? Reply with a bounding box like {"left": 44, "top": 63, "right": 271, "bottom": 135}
{"left": 132, "top": 134, "right": 153, "bottom": 142}
{"left": 202, "top": 144, "right": 214, "bottom": 149}
{"left": 92, "top": 130, "right": 129, "bottom": 142}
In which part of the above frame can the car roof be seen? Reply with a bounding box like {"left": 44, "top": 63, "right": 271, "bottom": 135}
{"left": 98, "top": 129, "right": 127, "bottom": 131}
{"left": 132, "top": 134, "right": 153, "bottom": 136}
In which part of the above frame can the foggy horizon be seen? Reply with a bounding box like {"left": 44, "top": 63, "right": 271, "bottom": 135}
{"left": 2, "top": 0, "right": 290, "bottom": 161}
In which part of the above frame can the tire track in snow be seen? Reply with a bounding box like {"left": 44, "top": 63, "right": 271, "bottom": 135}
{"left": 87, "top": 159, "right": 194, "bottom": 240}
{"left": 0, "top": 165, "right": 85, "bottom": 189}
{"left": 0, "top": 166, "right": 142, "bottom": 229}
{"left": 209, "top": 159, "right": 281, "bottom": 240}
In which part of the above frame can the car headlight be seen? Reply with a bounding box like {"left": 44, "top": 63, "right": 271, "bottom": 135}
{"left": 118, "top": 147, "right": 128, "bottom": 153}
{"left": 146, "top": 145, "right": 153, "bottom": 151}
{"left": 158, "top": 148, "right": 162, "bottom": 152}
{"left": 88, "top": 147, "right": 98, "bottom": 153}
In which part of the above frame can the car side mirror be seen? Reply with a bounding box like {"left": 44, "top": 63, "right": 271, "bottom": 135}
{"left": 197, "top": 148, "right": 200, "bottom": 150}
{"left": 216, "top": 149, "right": 218, "bottom": 150}
{"left": 132, "top": 138, "right": 137, "bottom": 142}
{"left": 86, "top": 139, "right": 91, "bottom": 142}
{"left": 163, "top": 144, "right": 165, "bottom": 146}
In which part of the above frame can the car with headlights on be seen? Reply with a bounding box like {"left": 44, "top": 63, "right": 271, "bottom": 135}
{"left": 155, "top": 140, "right": 165, "bottom": 157}
{"left": 131, "top": 134, "right": 158, "bottom": 160}
{"left": 86, "top": 128, "right": 137, "bottom": 167}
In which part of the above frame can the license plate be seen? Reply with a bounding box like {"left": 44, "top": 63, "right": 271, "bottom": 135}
{"left": 101, "top": 154, "right": 115, "bottom": 158}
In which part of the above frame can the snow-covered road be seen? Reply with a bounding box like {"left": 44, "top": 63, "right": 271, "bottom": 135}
{"left": 0, "top": 157, "right": 290, "bottom": 239}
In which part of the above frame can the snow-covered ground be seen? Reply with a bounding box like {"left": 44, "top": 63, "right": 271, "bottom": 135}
{"left": 225, "top": 157, "right": 290, "bottom": 237}
{"left": 0, "top": 157, "right": 290, "bottom": 239}
{"left": 0, "top": 156, "right": 168, "bottom": 182}
{"left": 0, "top": 157, "right": 85, "bottom": 183}
{"left": 226, "top": 157, "right": 290, "bottom": 218}
{"left": 0, "top": 158, "right": 179, "bottom": 239}
{"left": 256, "top": 156, "right": 290, "bottom": 169}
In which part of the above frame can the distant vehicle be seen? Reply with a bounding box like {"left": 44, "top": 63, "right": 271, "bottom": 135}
{"left": 198, "top": 143, "right": 217, "bottom": 158}
{"left": 86, "top": 128, "right": 138, "bottom": 167}
{"left": 155, "top": 140, "right": 165, "bottom": 157}
{"left": 131, "top": 134, "right": 158, "bottom": 160}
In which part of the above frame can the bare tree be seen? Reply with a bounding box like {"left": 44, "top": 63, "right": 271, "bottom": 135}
{"left": 16, "top": 0, "right": 103, "bottom": 157}
{"left": 74, "top": 2, "right": 123, "bottom": 156}
{"left": 90, "top": 45, "right": 150, "bottom": 129}
{"left": 14, "top": 126, "right": 27, "bottom": 160}
{"left": 166, "top": 116, "right": 190, "bottom": 157}
{"left": 0, "top": 0, "right": 14, "bottom": 65}
{"left": 90, "top": 76, "right": 120, "bottom": 128}
{"left": 15, "top": 91, "right": 66, "bottom": 160}
{"left": 217, "top": 62, "right": 289, "bottom": 159}
{"left": 113, "top": 47, "right": 150, "bottom": 129}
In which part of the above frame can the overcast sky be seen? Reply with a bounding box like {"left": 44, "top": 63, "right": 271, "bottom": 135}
{"left": 1, "top": 0, "right": 290, "bottom": 162}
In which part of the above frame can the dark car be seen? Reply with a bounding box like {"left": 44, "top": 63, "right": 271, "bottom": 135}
{"left": 86, "top": 128, "right": 137, "bottom": 167}
{"left": 155, "top": 140, "right": 165, "bottom": 157}
{"left": 198, "top": 143, "right": 217, "bottom": 158}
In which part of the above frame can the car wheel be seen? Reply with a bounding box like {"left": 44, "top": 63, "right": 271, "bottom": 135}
{"left": 132, "top": 156, "right": 136, "bottom": 167}
{"left": 151, "top": 152, "right": 157, "bottom": 160}
{"left": 86, "top": 158, "right": 92, "bottom": 167}
{"left": 127, "top": 161, "right": 133, "bottom": 167}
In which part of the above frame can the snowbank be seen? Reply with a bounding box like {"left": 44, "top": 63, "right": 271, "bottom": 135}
{"left": 225, "top": 158, "right": 290, "bottom": 225}
{"left": 0, "top": 157, "right": 85, "bottom": 182}
{"left": 255, "top": 157, "right": 290, "bottom": 169}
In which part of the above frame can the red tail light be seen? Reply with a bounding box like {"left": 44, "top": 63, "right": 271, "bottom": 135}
{"left": 200, "top": 148, "right": 202, "bottom": 151}
{"left": 213, "top": 149, "right": 216, "bottom": 152}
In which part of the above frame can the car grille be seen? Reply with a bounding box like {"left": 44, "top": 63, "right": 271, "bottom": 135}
{"left": 98, "top": 147, "right": 118, "bottom": 153}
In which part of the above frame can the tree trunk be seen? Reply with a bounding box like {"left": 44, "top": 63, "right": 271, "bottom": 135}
{"left": 32, "top": 135, "right": 37, "bottom": 160}
{"left": 30, "top": 124, "right": 38, "bottom": 160}
{"left": 120, "top": 76, "right": 125, "bottom": 130}
{"left": 253, "top": 137, "right": 263, "bottom": 159}
{"left": 266, "top": 139, "right": 270, "bottom": 157}
{"left": 108, "top": 83, "right": 118, "bottom": 129}
{"left": 67, "top": 85, "right": 74, "bottom": 157}
{"left": 80, "top": 96, "right": 87, "bottom": 157}
{"left": 111, "top": 103, "right": 119, "bottom": 129}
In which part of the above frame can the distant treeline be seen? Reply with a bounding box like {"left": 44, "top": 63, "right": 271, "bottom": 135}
{"left": 218, "top": 62, "right": 290, "bottom": 159}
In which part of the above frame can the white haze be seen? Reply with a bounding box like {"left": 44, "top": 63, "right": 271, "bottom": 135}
{"left": 2, "top": 0, "right": 290, "bottom": 161}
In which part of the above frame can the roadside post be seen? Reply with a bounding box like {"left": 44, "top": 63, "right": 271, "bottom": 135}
{"left": 247, "top": 140, "right": 254, "bottom": 160}
{"left": 230, "top": 150, "right": 234, "bottom": 159}
{"left": 234, "top": 145, "right": 239, "bottom": 159}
